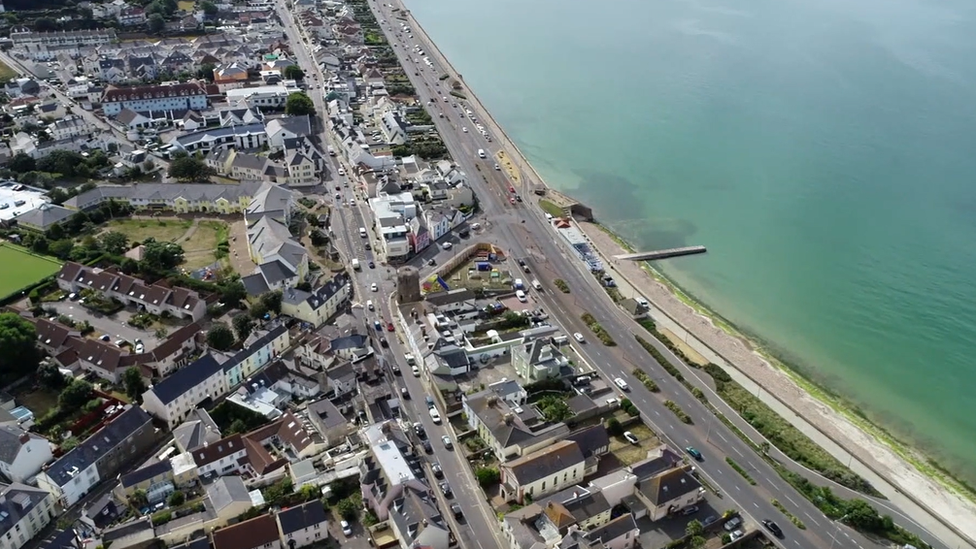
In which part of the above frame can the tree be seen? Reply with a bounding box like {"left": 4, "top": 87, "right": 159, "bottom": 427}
{"left": 122, "top": 367, "right": 147, "bottom": 403}
{"left": 130, "top": 489, "right": 148, "bottom": 506}
{"left": 197, "top": 63, "right": 216, "bottom": 82}
{"left": 685, "top": 519, "right": 704, "bottom": 538}
{"left": 37, "top": 362, "right": 66, "bottom": 390}
{"left": 141, "top": 238, "right": 184, "bottom": 271}
{"left": 0, "top": 313, "right": 39, "bottom": 380}
{"left": 8, "top": 152, "right": 35, "bottom": 173}
{"left": 228, "top": 419, "right": 248, "bottom": 434}
{"left": 475, "top": 467, "right": 500, "bottom": 487}
{"left": 260, "top": 290, "right": 283, "bottom": 315}
{"left": 298, "top": 484, "right": 319, "bottom": 502}
{"left": 200, "top": 0, "right": 217, "bottom": 14}
{"left": 284, "top": 92, "right": 315, "bottom": 116}
{"left": 844, "top": 499, "right": 884, "bottom": 532}
{"left": 283, "top": 65, "right": 305, "bottom": 80}
{"left": 688, "top": 536, "right": 706, "bottom": 549}
{"left": 148, "top": 13, "right": 165, "bottom": 33}
{"left": 59, "top": 379, "right": 94, "bottom": 409}
{"left": 168, "top": 491, "right": 185, "bottom": 506}
{"left": 219, "top": 280, "right": 247, "bottom": 307}
{"left": 249, "top": 300, "right": 269, "bottom": 320}
{"left": 336, "top": 498, "right": 359, "bottom": 521}
{"left": 537, "top": 395, "right": 573, "bottom": 422}
{"left": 207, "top": 323, "right": 235, "bottom": 351}
{"left": 100, "top": 231, "right": 130, "bottom": 255}
{"left": 606, "top": 418, "right": 623, "bottom": 437}
{"left": 232, "top": 314, "right": 254, "bottom": 341}
{"left": 30, "top": 235, "right": 49, "bottom": 254}
{"left": 168, "top": 155, "right": 213, "bottom": 182}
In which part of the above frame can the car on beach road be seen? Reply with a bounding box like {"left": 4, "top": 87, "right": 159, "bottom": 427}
{"left": 442, "top": 435, "right": 453, "bottom": 449}
{"left": 762, "top": 520, "right": 784, "bottom": 538}
{"left": 686, "top": 446, "right": 703, "bottom": 461}
{"left": 494, "top": 163, "right": 500, "bottom": 170}
{"left": 614, "top": 377, "right": 630, "bottom": 391}
{"left": 462, "top": 127, "right": 468, "bottom": 132}
{"left": 431, "top": 461, "right": 443, "bottom": 478}
{"left": 574, "top": 332, "right": 585, "bottom": 343}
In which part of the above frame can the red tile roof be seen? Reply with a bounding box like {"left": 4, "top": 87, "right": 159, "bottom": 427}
{"left": 102, "top": 83, "right": 205, "bottom": 103}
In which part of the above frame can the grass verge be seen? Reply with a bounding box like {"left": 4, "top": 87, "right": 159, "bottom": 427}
{"left": 580, "top": 312, "right": 615, "bottom": 346}
{"left": 663, "top": 400, "right": 692, "bottom": 424}
{"left": 726, "top": 457, "right": 756, "bottom": 485}
{"left": 631, "top": 368, "right": 659, "bottom": 392}
{"left": 539, "top": 199, "right": 564, "bottom": 218}
{"left": 771, "top": 499, "right": 806, "bottom": 529}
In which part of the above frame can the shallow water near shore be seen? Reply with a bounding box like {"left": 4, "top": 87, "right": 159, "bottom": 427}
{"left": 404, "top": 0, "right": 976, "bottom": 484}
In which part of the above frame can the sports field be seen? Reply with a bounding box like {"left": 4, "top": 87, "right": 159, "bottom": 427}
{"left": 0, "top": 244, "right": 63, "bottom": 298}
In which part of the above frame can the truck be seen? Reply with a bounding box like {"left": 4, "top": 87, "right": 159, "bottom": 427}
{"left": 351, "top": 258, "right": 361, "bottom": 270}
{"left": 513, "top": 278, "right": 525, "bottom": 290}
{"left": 328, "top": 145, "right": 336, "bottom": 156}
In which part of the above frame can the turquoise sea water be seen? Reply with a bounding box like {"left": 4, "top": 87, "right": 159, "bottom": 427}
{"left": 404, "top": 0, "right": 976, "bottom": 482}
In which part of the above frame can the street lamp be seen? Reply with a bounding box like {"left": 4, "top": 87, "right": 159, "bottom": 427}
{"left": 828, "top": 514, "right": 849, "bottom": 549}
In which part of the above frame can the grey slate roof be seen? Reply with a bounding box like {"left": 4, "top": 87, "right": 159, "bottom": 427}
{"left": 220, "top": 324, "right": 288, "bottom": 374}
{"left": 307, "top": 398, "right": 346, "bottom": 431}
{"left": 637, "top": 468, "right": 701, "bottom": 505}
{"left": 45, "top": 406, "right": 151, "bottom": 488}
{"left": 241, "top": 273, "right": 271, "bottom": 296}
{"left": 282, "top": 273, "right": 349, "bottom": 311}
{"left": 174, "top": 123, "right": 266, "bottom": 148}
{"left": 0, "top": 425, "right": 34, "bottom": 464}
{"left": 13, "top": 204, "right": 74, "bottom": 229}
{"left": 276, "top": 499, "right": 327, "bottom": 535}
{"left": 504, "top": 440, "right": 585, "bottom": 486}
{"left": 0, "top": 484, "right": 50, "bottom": 539}
{"left": 64, "top": 181, "right": 265, "bottom": 210}
{"left": 565, "top": 425, "right": 610, "bottom": 460}
{"left": 206, "top": 475, "right": 250, "bottom": 512}
{"left": 39, "top": 528, "right": 81, "bottom": 549}
{"left": 149, "top": 353, "right": 223, "bottom": 405}
{"left": 258, "top": 259, "right": 295, "bottom": 285}
{"left": 172, "top": 411, "right": 222, "bottom": 453}
{"left": 119, "top": 459, "right": 172, "bottom": 488}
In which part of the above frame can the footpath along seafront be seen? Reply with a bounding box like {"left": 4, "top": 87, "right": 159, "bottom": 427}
{"left": 392, "top": 1, "right": 976, "bottom": 546}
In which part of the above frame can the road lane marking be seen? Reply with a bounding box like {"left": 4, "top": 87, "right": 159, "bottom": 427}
{"left": 785, "top": 495, "right": 799, "bottom": 507}
{"left": 735, "top": 485, "right": 741, "bottom": 491}
{"left": 717, "top": 432, "right": 728, "bottom": 442}
{"left": 733, "top": 446, "right": 744, "bottom": 457}
{"left": 805, "top": 514, "right": 820, "bottom": 527}
{"left": 753, "top": 503, "right": 759, "bottom": 509}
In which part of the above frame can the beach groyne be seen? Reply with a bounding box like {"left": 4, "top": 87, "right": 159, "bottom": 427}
{"left": 392, "top": 2, "right": 976, "bottom": 547}
{"left": 615, "top": 245, "right": 706, "bottom": 261}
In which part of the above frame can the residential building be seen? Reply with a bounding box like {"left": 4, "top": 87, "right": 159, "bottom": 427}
{"left": 10, "top": 30, "right": 116, "bottom": 60}
{"left": 191, "top": 434, "right": 247, "bottom": 479}
{"left": 35, "top": 406, "right": 155, "bottom": 508}
{"left": 499, "top": 440, "right": 585, "bottom": 504}
{"left": 501, "top": 486, "right": 613, "bottom": 549}
{"left": 462, "top": 381, "right": 569, "bottom": 462}
{"left": 242, "top": 216, "right": 308, "bottom": 294}
{"left": 62, "top": 181, "right": 265, "bottom": 213}
{"left": 212, "top": 513, "right": 281, "bottom": 549}
{"left": 172, "top": 409, "right": 222, "bottom": 453}
{"left": 55, "top": 262, "right": 206, "bottom": 321}
{"left": 171, "top": 123, "right": 268, "bottom": 154}
{"left": 101, "top": 83, "right": 208, "bottom": 116}
{"left": 220, "top": 325, "right": 291, "bottom": 387}
{"left": 206, "top": 476, "right": 253, "bottom": 528}
{"left": 0, "top": 425, "right": 53, "bottom": 483}
{"left": 632, "top": 467, "right": 704, "bottom": 521}
{"left": 266, "top": 116, "right": 311, "bottom": 150}
{"left": 141, "top": 354, "right": 228, "bottom": 429}
{"left": 225, "top": 86, "right": 296, "bottom": 109}
{"left": 242, "top": 411, "right": 324, "bottom": 461}
{"left": 48, "top": 117, "right": 92, "bottom": 141}
{"left": 0, "top": 483, "right": 55, "bottom": 549}
{"left": 117, "top": 460, "right": 174, "bottom": 503}
{"left": 512, "top": 340, "right": 569, "bottom": 382}
{"left": 387, "top": 487, "right": 450, "bottom": 549}
{"left": 558, "top": 515, "right": 640, "bottom": 549}
{"left": 305, "top": 398, "right": 352, "bottom": 447}
{"left": 213, "top": 63, "right": 249, "bottom": 85}
{"left": 280, "top": 274, "right": 351, "bottom": 327}
{"left": 359, "top": 422, "right": 428, "bottom": 520}
{"left": 12, "top": 204, "right": 74, "bottom": 233}
{"left": 275, "top": 500, "right": 328, "bottom": 548}
{"left": 100, "top": 515, "right": 154, "bottom": 549}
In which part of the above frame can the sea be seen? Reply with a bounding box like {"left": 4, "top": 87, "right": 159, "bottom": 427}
{"left": 403, "top": 0, "right": 976, "bottom": 484}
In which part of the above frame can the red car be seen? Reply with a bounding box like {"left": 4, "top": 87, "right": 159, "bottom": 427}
{"left": 387, "top": 322, "right": 395, "bottom": 332}
{"left": 509, "top": 197, "right": 516, "bottom": 204}
{"left": 509, "top": 186, "right": 516, "bottom": 193}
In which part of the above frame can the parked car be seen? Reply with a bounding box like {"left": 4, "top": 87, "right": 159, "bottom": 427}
{"left": 431, "top": 462, "right": 443, "bottom": 478}
{"left": 369, "top": 260, "right": 376, "bottom": 269}
{"left": 730, "top": 530, "right": 744, "bottom": 541}
{"left": 422, "top": 439, "right": 432, "bottom": 453}
{"left": 429, "top": 407, "right": 442, "bottom": 424}
{"left": 451, "top": 502, "right": 463, "bottom": 519}
{"left": 724, "top": 517, "right": 743, "bottom": 532}
{"left": 400, "top": 387, "right": 410, "bottom": 399}
{"left": 439, "top": 481, "right": 452, "bottom": 497}
{"left": 413, "top": 422, "right": 426, "bottom": 439}
{"left": 623, "top": 431, "right": 639, "bottom": 445}
{"left": 441, "top": 435, "right": 453, "bottom": 449}
{"left": 412, "top": 365, "right": 420, "bottom": 376}
{"left": 681, "top": 505, "right": 700, "bottom": 516}
{"left": 341, "top": 520, "right": 352, "bottom": 536}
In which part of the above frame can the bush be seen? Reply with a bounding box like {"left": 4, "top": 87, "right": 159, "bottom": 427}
{"left": 726, "top": 457, "right": 756, "bottom": 485}
{"left": 168, "top": 491, "right": 185, "bottom": 506}
{"left": 553, "top": 279, "right": 570, "bottom": 293}
{"left": 606, "top": 418, "right": 623, "bottom": 436}
{"left": 476, "top": 467, "right": 500, "bottom": 487}
{"left": 580, "top": 312, "right": 616, "bottom": 346}
{"left": 663, "top": 400, "right": 693, "bottom": 424}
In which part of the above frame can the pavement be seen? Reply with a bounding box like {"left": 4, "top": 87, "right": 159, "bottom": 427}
{"left": 280, "top": 2, "right": 950, "bottom": 549}
{"left": 44, "top": 301, "right": 162, "bottom": 349}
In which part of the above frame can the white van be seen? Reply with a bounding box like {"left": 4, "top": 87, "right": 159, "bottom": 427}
{"left": 359, "top": 227, "right": 367, "bottom": 238}
{"left": 477, "top": 149, "right": 486, "bottom": 159}
{"left": 551, "top": 335, "right": 569, "bottom": 345}
{"left": 429, "top": 407, "right": 442, "bottom": 424}
{"left": 351, "top": 258, "right": 361, "bottom": 270}
{"left": 531, "top": 279, "right": 542, "bottom": 290}
{"left": 367, "top": 300, "right": 374, "bottom": 311}
{"left": 515, "top": 290, "right": 527, "bottom": 303}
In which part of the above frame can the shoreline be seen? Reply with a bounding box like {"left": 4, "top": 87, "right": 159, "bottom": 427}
{"left": 392, "top": 1, "right": 976, "bottom": 547}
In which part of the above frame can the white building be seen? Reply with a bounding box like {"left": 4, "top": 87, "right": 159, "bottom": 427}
{"left": 0, "top": 484, "right": 55, "bottom": 549}
{"left": 191, "top": 434, "right": 248, "bottom": 478}
{"left": 102, "top": 83, "right": 208, "bottom": 116}
{"left": 0, "top": 426, "right": 53, "bottom": 484}
{"left": 141, "top": 354, "right": 228, "bottom": 429}
{"left": 275, "top": 500, "right": 329, "bottom": 548}
{"left": 225, "top": 85, "right": 297, "bottom": 109}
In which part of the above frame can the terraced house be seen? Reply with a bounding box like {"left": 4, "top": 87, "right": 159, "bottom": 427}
{"left": 63, "top": 181, "right": 270, "bottom": 214}
{"left": 55, "top": 262, "right": 207, "bottom": 321}
{"left": 141, "top": 325, "right": 291, "bottom": 428}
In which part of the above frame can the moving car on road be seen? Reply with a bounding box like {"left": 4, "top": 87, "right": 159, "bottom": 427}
{"left": 686, "top": 446, "right": 703, "bottom": 461}
{"left": 441, "top": 435, "right": 453, "bottom": 449}
{"left": 614, "top": 377, "right": 630, "bottom": 391}
{"left": 762, "top": 520, "right": 784, "bottom": 538}
{"left": 573, "top": 332, "right": 585, "bottom": 343}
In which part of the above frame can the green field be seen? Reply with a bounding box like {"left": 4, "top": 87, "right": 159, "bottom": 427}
{"left": 0, "top": 243, "right": 63, "bottom": 298}
{"left": 0, "top": 61, "right": 16, "bottom": 82}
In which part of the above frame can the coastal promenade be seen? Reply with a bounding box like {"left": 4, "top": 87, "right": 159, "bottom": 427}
{"left": 392, "top": 2, "right": 976, "bottom": 548}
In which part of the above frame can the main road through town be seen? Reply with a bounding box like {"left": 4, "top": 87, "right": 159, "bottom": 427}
{"left": 279, "top": 1, "right": 946, "bottom": 548}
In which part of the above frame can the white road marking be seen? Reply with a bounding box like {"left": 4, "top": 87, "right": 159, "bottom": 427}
{"left": 805, "top": 514, "right": 820, "bottom": 527}
{"left": 786, "top": 495, "right": 800, "bottom": 507}
{"left": 733, "top": 446, "right": 744, "bottom": 457}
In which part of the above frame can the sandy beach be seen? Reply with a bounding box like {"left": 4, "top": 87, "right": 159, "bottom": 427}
{"left": 579, "top": 222, "right": 976, "bottom": 546}
{"left": 394, "top": 1, "right": 976, "bottom": 546}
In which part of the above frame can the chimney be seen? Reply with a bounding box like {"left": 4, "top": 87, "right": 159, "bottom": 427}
{"left": 19, "top": 432, "right": 30, "bottom": 445}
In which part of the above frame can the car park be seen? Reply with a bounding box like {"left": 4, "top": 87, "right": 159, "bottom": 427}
{"left": 623, "top": 431, "right": 639, "bottom": 445}
{"left": 724, "top": 517, "right": 742, "bottom": 532}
